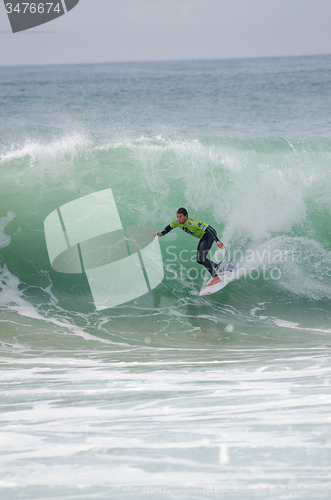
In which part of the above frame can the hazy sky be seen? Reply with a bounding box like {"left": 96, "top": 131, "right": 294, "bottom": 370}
{"left": 1, "top": 0, "right": 331, "bottom": 66}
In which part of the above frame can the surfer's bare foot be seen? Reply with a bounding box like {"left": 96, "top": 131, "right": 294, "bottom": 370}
{"left": 208, "top": 276, "right": 221, "bottom": 287}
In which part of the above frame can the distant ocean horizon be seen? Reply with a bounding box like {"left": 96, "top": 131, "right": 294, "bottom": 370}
{"left": 2, "top": 50, "right": 331, "bottom": 67}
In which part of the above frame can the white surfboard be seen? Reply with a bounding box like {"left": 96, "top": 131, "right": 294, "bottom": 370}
{"left": 200, "top": 263, "right": 234, "bottom": 296}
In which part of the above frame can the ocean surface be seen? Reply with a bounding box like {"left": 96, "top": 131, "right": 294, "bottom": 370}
{"left": 0, "top": 55, "right": 331, "bottom": 499}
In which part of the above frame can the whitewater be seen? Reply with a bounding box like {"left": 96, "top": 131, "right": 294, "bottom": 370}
{"left": 0, "top": 55, "right": 330, "bottom": 499}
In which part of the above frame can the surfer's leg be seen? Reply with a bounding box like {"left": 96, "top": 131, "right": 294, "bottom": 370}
{"left": 196, "top": 233, "right": 219, "bottom": 278}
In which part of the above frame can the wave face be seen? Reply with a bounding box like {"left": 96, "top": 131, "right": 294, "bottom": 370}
{"left": 1, "top": 135, "right": 331, "bottom": 336}
{"left": 0, "top": 57, "right": 331, "bottom": 497}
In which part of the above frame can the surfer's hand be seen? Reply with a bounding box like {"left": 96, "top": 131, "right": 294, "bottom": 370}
{"left": 154, "top": 232, "right": 163, "bottom": 237}
{"left": 216, "top": 241, "right": 225, "bottom": 249}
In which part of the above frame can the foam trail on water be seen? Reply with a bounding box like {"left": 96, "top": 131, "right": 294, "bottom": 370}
{"left": 0, "top": 263, "right": 112, "bottom": 344}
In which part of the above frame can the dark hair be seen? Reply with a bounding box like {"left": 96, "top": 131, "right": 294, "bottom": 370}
{"left": 177, "top": 207, "right": 188, "bottom": 217}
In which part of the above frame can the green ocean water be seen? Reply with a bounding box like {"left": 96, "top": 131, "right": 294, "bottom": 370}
{"left": 0, "top": 57, "right": 331, "bottom": 499}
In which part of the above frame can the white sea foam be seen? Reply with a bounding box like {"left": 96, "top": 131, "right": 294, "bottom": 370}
{"left": 0, "top": 263, "right": 111, "bottom": 344}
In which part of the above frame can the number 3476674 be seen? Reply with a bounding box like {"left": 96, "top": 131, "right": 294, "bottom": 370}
{"left": 5, "top": 3, "right": 61, "bottom": 14}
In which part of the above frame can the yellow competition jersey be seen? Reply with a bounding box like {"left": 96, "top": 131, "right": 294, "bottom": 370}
{"left": 170, "top": 217, "right": 209, "bottom": 239}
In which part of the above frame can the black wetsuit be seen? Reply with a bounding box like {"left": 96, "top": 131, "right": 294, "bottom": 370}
{"left": 161, "top": 223, "right": 221, "bottom": 278}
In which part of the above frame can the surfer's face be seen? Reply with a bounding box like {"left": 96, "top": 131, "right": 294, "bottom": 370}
{"left": 176, "top": 213, "right": 188, "bottom": 224}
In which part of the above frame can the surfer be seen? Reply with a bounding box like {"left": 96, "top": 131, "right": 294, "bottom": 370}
{"left": 154, "top": 207, "right": 225, "bottom": 286}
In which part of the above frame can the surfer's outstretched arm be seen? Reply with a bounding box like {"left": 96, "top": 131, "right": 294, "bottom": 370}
{"left": 154, "top": 224, "right": 173, "bottom": 237}
{"left": 205, "top": 226, "right": 225, "bottom": 249}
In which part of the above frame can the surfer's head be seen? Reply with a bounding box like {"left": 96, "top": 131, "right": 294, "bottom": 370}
{"left": 176, "top": 207, "right": 188, "bottom": 224}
